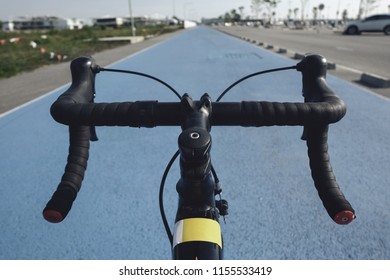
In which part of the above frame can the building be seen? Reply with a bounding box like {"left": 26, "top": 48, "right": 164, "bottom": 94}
{"left": 2, "top": 15, "right": 179, "bottom": 32}
{"left": 93, "top": 16, "right": 179, "bottom": 28}
{"left": 2, "top": 16, "right": 85, "bottom": 31}
{"left": 93, "top": 17, "right": 125, "bottom": 28}
{"left": 54, "top": 18, "right": 85, "bottom": 30}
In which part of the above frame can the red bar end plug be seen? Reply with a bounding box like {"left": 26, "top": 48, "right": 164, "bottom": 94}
{"left": 334, "top": 211, "right": 355, "bottom": 225}
{"left": 43, "top": 210, "right": 64, "bottom": 223}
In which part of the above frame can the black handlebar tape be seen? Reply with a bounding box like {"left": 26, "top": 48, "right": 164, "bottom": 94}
{"left": 43, "top": 125, "right": 90, "bottom": 223}
{"left": 49, "top": 55, "right": 346, "bottom": 128}
{"left": 306, "top": 126, "right": 355, "bottom": 224}
{"left": 297, "top": 55, "right": 355, "bottom": 224}
{"left": 50, "top": 99, "right": 346, "bottom": 128}
{"left": 43, "top": 57, "right": 96, "bottom": 223}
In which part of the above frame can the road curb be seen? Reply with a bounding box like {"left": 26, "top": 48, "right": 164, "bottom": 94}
{"left": 222, "top": 29, "right": 389, "bottom": 88}
{"left": 277, "top": 48, "right": 287, "bottom": 54}
{"left": 234, "top": 34, "right": 340, "bottom": 71}
{"left": 360, "top": 73, "right": 390, "bottom": 88}
{"left": 251, "top": 40, "right": 339, "bottom": 70}
{"left": 216, "top": 27, "right": 390, "bottom": 97}
{"left": 293, "top": 52, "right": 305, "bottom": 60}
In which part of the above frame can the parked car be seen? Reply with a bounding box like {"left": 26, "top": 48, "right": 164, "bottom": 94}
{"left": 343, "top": 14, "right": 390, "bottom": 35}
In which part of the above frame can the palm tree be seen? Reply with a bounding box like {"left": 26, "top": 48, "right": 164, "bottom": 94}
{"left": 251, "top": 0, "right": 280, "bottom": 22}
{"left": 313, "top": 7, "right": 318, "bottom": 24}
{"left": 239, "top": 6, "right": 245, "bottom": 19}
{"left": 294, "top": 8, "right": 299, "bottom": 20}
{"left": 318, "top": 3, "right": 325, "bottom": 20}
{"left": 358, "top": 0, "right": 379, "bottom": 19}
{"left": 300, "top": 0, "right": 309, "bottom": 20}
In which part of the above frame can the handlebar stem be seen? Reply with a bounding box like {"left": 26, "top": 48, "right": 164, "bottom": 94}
{"left": 176, "top": 94, "right": 217, "bottom": 221}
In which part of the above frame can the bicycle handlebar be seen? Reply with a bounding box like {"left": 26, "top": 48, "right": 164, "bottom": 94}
{"left": 43, "top": 55, "right": 355, "bottom": 225}
{"left": 49, "top": 56, "right": 345, "bottom": 127}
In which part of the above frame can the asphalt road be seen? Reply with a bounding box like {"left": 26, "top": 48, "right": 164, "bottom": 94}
{"left": 1, "top": 26, "right": 389, "bottom": 260}
{"left": 216, "top": 26, "right": 390, "bottom": 98}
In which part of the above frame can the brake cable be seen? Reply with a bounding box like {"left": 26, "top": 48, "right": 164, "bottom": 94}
{"left": 216, "top": 65, "right": 296, "bottom": 102}
{"left": 100, "top": 68, "right": 181, "bottom": 99}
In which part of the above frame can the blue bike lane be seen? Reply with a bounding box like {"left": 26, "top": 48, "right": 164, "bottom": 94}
{"left": 0, "top": 26, "right": 389, "bottom": 260}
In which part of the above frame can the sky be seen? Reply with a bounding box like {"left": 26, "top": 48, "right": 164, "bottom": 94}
{"left": 0, "top": 0, "right": 389, "bottom": 21}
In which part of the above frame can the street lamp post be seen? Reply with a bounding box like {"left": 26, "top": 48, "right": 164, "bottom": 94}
{"left": 173, "top": 0, "right": 176, "bottom": 17}
{"left": 128, "top": 0, "right": 136, "bottom": 36}
{"left": 183, "top": 2, "right": 192, "bottom": 20}
{"left": 336, "top": 0, "right": 341, "bottom": 26}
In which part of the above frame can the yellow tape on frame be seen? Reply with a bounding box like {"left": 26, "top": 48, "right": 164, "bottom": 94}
{"left": 173, "top": 218, "right": 222, "bottom": 248}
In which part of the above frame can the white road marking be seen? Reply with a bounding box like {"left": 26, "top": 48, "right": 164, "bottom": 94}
{"left": 336, "top": 46, "right": 354, "bottom": 51}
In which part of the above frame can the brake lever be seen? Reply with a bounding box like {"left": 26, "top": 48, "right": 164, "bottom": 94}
{"left": 89, "top": 126, "right": 98, "bottom": 141}
{"left": 90, "top": 61, "right": 100, "bottom": 142}
{"left": 301, "top": 127, "right": 308, "bottom": 141}
{"left": 297, "top": 54, "right": 329, "bottom": 142}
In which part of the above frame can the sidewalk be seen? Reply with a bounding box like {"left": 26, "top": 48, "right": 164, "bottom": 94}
{"left": 0, "top": 31, "right": 183, "bottom": 115}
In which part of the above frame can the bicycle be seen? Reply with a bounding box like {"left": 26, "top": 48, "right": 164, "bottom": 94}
{"left": 42, "top": 53, "right": 355, "bottom": 260}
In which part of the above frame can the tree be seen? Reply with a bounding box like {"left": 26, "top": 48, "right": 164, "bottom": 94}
{"left": 238, "top": 6, "right": 245, "bottom": 19}
{"left": 287, "top": 9, "right": 292, "bottom": 20}
{"left": 300, "top": 0, "right": 310, "bottom": 20}
{"left": 251, "top": 0, "right": 280, "bottom": 22}
{"left": 224, "top": 12, "right": 232, "bottom": 23}
{"left": 251, "top": 0, "right": 263, "bottom": 19}
{"left": 223, "top": 9, "right": 241, "bottom": 23}
{"left": 312, "top": 7, "right": 318, "bottom": 22}
{"left": 342, "top": 9, "right": 348, "bottom": 21}
{"left": 318, "top": 3, "right": 325, "bottom": 19}
{"left": 231, "top": 9, "right": 241, "bottom": 22}
{"left": 294, "top": 8, "right": 299, "bottom": 20}
{"left": 358, "top": 0, "right": 379, "bottom": 19}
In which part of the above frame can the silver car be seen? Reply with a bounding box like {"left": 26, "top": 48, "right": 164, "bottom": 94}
{"left": 343, "top": 14, "right": 390, "bottom": 35}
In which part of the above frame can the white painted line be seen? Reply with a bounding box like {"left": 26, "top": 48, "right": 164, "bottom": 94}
{"left": 336, "top": 64, "right": 364, "bottom": 74}
{"left": 0, "top": 84, "right": 69, "bottom": 119}
{"left": 104, "top": 31, "right": 184, "bottom": 68}
{"left": 336, "top": 46, "right": 354, "bottom": 51}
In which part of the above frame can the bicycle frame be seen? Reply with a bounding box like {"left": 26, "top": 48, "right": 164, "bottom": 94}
{"left": 42, "top": 54, "right": 356, "bottom": 260}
